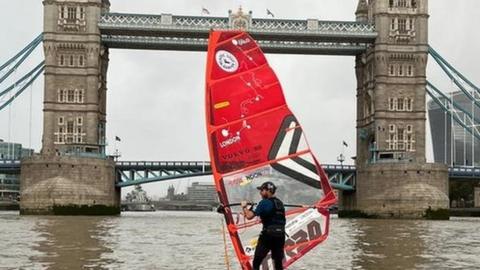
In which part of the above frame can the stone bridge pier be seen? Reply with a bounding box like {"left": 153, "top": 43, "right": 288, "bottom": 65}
{"left": 20, "top": 0, "right": 119, "bottom": 215}
{"left": 339, "top": 0, "right": 449, "bottom": 219}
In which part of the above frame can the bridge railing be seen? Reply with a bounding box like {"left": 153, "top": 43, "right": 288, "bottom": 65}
{"left": 323, "top": 164, "right": 356, "bottom": 171}
{"left": 98, "top": 12, "right": 376, "bottom": 55}
{"left": 0, "top": 160, "right": 21, "bottom": 165}
{"left": 448, "top": 166, "right": 480, "bottom": 178}
{"left": 99, "top": 13, "right": 376, "bottom": 41}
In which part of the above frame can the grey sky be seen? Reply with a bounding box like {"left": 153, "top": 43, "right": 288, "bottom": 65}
{"left": 1, "top": 1, "right": 479, "bottom": 197}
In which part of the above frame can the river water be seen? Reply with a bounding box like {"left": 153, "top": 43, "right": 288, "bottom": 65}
{"left": 0, "top": 211, "right": 478, "bottom": 270}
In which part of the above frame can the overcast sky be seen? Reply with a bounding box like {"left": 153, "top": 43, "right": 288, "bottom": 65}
{"left": 1, "top": 1, "right": 479, "bottom": 197}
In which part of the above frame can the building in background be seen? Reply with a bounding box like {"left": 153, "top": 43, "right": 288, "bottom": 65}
{"left": 0, "top": 139, "right": 34, "bottom": 204}
{"left": 187, "top": 182, "right": 217, "bottom": 203}
{"left": 155, "top": 182, "right": 217, "bottom": 211}
{"left": 428, "top": 92, "right": 480, "bottom": 166}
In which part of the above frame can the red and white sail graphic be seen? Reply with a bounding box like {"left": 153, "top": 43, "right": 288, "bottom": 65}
{"left": 205, "top": 31, "right": 336, "bottom": 270}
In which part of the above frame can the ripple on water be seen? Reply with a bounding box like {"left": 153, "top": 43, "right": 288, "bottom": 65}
{"left": 0, "top": 211, "right": 479, "bottom": 269}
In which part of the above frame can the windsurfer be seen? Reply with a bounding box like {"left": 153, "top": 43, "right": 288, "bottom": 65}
{"left": 241, "top": 181, "right": 286, "bottom": 270}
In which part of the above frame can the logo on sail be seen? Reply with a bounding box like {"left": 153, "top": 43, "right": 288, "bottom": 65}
{"left": 215, "top": 50, "right": 239, "bottom": 73}
{"left": 232, "top": 38, "right": 251, "bottom": 46}
{"left": 219, "top": 135, "right": 241, "bottom": 148}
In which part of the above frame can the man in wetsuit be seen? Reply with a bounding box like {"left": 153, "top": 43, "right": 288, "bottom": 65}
{"left": 241, "top": 181, "right": 286, "bottom": 270}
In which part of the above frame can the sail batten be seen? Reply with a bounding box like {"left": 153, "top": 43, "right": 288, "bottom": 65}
{"left": 206, "top": 30, "right": 335, "bottom": 270}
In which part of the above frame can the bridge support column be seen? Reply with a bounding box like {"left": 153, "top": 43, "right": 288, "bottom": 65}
{"left": 475, "top": 187, "right": 480, "bottom": 208}
{"left": 340, "top": 0, "right": 449, "bottom": 219}
{"left": 19, "top": 0, "right": 119, "bottom": 215}
{"left": 20, "top": 156, "right": 119, "bottom": 215}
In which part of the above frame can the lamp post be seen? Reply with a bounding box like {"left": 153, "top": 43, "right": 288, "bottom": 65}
{"left": 337, "top": 153, "right": 345, "bottom": 166}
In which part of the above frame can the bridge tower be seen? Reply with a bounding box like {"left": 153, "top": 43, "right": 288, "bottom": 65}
{"left": 20, "top": 0, "right": 119, "bottom": 214}
{"left": 340, "top": 0, "right": 449, "bottom": 218}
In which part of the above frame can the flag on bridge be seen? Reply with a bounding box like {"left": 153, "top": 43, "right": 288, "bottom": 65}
{"left": 266, "top": 8, "right": 275, "bottom": 18}
{"left": 202, "top": 7, "right": 210, "bottom": 15}
{"left": 115, "top": 136, "right": 121, "bottom": 142}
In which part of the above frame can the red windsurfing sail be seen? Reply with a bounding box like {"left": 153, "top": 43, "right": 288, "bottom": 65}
{"left": 205, "top": 31, "right": 336, "bottom": 270}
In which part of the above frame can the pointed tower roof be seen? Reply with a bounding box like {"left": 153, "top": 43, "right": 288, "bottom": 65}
{"left": 355, "top": 0, "right": 368, "bottom": 22}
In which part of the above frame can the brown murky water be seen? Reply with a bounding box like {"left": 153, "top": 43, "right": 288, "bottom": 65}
{"left": 0, "top": 211, "right": 478, "bottom": 269}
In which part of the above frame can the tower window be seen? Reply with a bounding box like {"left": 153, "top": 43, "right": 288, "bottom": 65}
{"left": 74, "top": 89, "right": 79, "bottom": 102}
{"left": 389, "top": 124, "right": 396, "bottom": 133}
{"left": 80, "top": 7, "right": 85, "bottom": 20}
{"left": 78, "top": 89, "right": 84, "bottom": 103}
{"left": 67, "top": 121, "right": 74, "bottom": 133}
{"left": 407, "top": 65, "right": 413, "bottom": 76}
{"left": 58, "top": 116, "right": 64, "bottom": 125}
{"left": 77, "top": 117, "right": 83, "bottom": 126}
{"left": 406, "top": 98, "right": 413, "bottom": 111}
{"left": 389, "top": 0, "right": 394, "bottom": 8}
{"left": 398, "top": 18, "right": 407, "bottom": 33}
{"left": 60, "top": 55, "right": 64, "bottom": 66}
{"left": 399, "top": 65, "right": 403, "bottom": 76}
{"left": 60, "top": 6, "right": 65, "bottom": 19}
{"left": 388, "top": 98, "right": 395, "bottom": 111}
{"left": 389, "top": 65, "right": 395, "bottom": 76}
{"left": 387, "top": 133, "right": 396, "bottom": 150}
{"left": 67, "top": 7, "right": 76, "bottom": 21}
{"left": 407, "top": 134, "right": 415, "bottom": 151}
{"left": 397, "top": 98, "right": 404, "bottom": 111}
{"left": 67, "top": 90, "right": 75, "bottom": 102}
{"left": 79, "top": 55, "right": 84, "bottom": 66}
{"left": 398, "top": 0, "right": 407, "bottom": 7}
{"left": 70, "top": 55, "right": 74, "bottom": 66}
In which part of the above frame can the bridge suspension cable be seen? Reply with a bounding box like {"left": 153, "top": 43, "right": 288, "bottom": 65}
{"left": 428, "top": 46, "right": 480, "bottom": 166}
{"left": 0, "top": 61, "right": 45, "bottom": 111}
{"left": 429, "top": 47, "right": 480, "bottom": 108}
{"left": 0, "top": 34, "right": 43, "bottom": 85}
{"left": 426, "top": 81, "right": 480, "bottom": 142}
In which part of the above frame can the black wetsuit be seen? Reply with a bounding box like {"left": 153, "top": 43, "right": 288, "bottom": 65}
{"left": 252, "top": 197, "right": 286, "bottom": 270}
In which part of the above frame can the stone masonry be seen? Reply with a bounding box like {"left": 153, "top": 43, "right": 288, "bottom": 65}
{"left": 20, "top": 0, "right": 118, "bottom": 215}
{"left": 42, "top": 0, "right": 109, "bottom": 155}
{"left": 20, "top": 155, "right": 119, "bottom": 214}
{"left": 339, "top": 0, "right": 449, "bottom": 218}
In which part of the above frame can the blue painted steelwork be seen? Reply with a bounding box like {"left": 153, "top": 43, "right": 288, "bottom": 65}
{"left": 115, "top": 161, "right": 211, "bottom": 188}
{"left": 116, "top": 162, "right": 357, "bottom": 190}
{"left": 99, "top": 12, "right": 376, "bottom": 55}
{"left": 429, "top": 47, "right": 480, "bottom": 95}
{"left": 0, "top": 34, "right": 43, "bottom": 84}
{"left": 323, "top": 164, "right": 356, "bottom": 191}
{"left": 2, "top": 159, "right": 478, "bottom": 187}
{"left": 0, "top": 62, "right": 45, "bottom": 111}
{"left": 429, "top": 47, "right": 480, "bottom": 110}
{"left": 0, "top": 160, "right": 21, "bottom": 174}
{"left": 449, "top": 166, "right": 480, "bottom": 180}
{"left": 426, "top": 81, "right": 480, "bottom": 141}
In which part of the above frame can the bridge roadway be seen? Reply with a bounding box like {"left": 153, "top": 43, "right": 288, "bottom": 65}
{"left": 2, "top": 160, "right": 479, "bottom": 191}
{"left": 98, "top": 12, "right": 377, "bottom": 55}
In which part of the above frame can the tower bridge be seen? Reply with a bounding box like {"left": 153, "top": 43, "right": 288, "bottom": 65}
{"left": 98, "top": 11, "right": 376, "bottom": 55}
{"left": 2, "top": 0, "right": 476, "bottom": 217}
{"left": 2, "top": 159, "right": 478, "bottom": 192}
